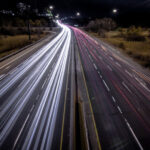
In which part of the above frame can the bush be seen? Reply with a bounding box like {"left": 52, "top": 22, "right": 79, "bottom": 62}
{"left": 117, "top": 28, "right": 127, "bottom": 37}
{"left": 148, "top": 29, "right": 150, "bottom": 38}
{"left": 126, "top": 34, "right": 146, "bottom": 41}
{"left": 29, "top": 19, "right": 35, "bottom": 27}
{"left": 0, "top": 27, "right": 30, "bottom": 35}
{"left": 40, "top": 19, "right": 48, "bottom": 26}
{"left": 118, "top": 42, "right": 126, "bottom": 49}
{"left": 127, "top": 51, "right": 133, "bottom": 55}
{"left": 17, "top": 27, "right": 28, "bottom": 34}
{"left": 35, "top": 20, "right": 41, "bottom": 27}
{"left": 13, "top": 18, "right": 25, "bottom": 27}
{"left": 0, "top": 27, "right": 17, "bottom": 35}
{"left": 125, "top": 26, "right": 146, "bottom": 41}
{"left": 0, "top": 35, "right": 30, "bottom": 52}
{"left": 86, "top": 18, "right": 117, "bottom": 33}
{"left": 117, "top": 26, "right": 146, "bottom": 41}
{"left": 87, "top": 20, "right": 99, "bottom": 32}
{"left": 98, "top": 29, "right": 106, "bottom": 38}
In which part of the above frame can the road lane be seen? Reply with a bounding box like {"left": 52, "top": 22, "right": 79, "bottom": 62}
{"left": 72, "top": 27, "right": 150, "bottom": 150}
{"left": 0, "top": 22, "right": 150, "bottom": 150}
{"left": 0, "top": 22, "right": 74, "bottom": 150}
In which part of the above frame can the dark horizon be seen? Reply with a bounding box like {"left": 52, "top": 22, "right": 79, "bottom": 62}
{"left": 1, "top": 0, "right": 150, "bottom": 26}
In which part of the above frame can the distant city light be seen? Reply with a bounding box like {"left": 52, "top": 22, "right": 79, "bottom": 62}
{"left": 0, "top": 10, "right": 15, "bottom": 16}
{"left": 74, "top": 24, "right": 79, "bottom": 27}
{"left": 55, "top": 14, "right": 59, "bottom": 18}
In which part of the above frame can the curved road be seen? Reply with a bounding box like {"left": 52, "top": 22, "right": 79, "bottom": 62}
{"left": 0, "top": 22, "right": 75, "bottom": 150}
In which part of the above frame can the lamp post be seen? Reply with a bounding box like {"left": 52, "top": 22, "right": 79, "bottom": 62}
{"left": 49, "top": 5, "right": 53, "bottom": 10}
{"left": 76, "top": 12, "right": 80, "bottom": 16}
{"left": 47, "top": 5, "right": 54, "bottom": 29}
{"left": 112, "top": 9, "right": 118, "bottom": 14}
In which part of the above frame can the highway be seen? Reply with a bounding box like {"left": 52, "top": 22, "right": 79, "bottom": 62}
{"left": 72, "top": 27, "right": 150, "bottom": 150}
{"left": 0, "top": 22, "right": 75, "bottom": 150}
{"left": 0, "top": 22, "right": 150, "bottom": 150}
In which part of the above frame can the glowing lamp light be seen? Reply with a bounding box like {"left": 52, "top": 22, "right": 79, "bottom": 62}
{"left": 49, "top": 6, "right": 53, "bottom": 10}
{"left": 113, "top": 9, "right": 117, "bottom": 14}
{"left": 76, "top": 12, "right": 80, "bottom": 16}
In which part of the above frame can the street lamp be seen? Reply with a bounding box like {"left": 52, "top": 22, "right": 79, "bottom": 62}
{"left": 76, "top": 12, "right": 80, "bottom": 16}
{"left": 112, "top": 9, "right": 118, "bottom": 14}
{"left": 49, "top": 5, "right": 53, "bottom": 10}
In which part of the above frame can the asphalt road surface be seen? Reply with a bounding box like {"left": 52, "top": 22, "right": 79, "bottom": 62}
{"left": 0, "top": 22, "right": 75, "bottom": 150}
{"left": 0, "top": 22, "right": 150, "bottom": 150}
{"left": 72, "top": 27, "right": 150, "bottom": 150}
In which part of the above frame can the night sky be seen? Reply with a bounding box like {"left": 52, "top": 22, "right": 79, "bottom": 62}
{"left": 1, "top": 0, "right": 150, "bottom": 26}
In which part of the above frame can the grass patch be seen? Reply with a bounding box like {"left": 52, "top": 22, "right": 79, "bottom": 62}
{"left": 0, "top": 34, "right": 47, "bottom": 58}
{"left": 90, "top": 30, "right": 150, "bottom": 68}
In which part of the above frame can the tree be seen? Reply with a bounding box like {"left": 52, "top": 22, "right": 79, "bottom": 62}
{"left": 13, "top": 18, "right": 25, "bottom": 27}
{"left": 17, "top": 2, "right": 27, "bottom": 16}
{"left": 86, "top": 18, "right": 117, "bottom": 33}
{"left": 35, "top": 20, "right": 41, "bottom": 27}
{"left": 29, "top": 19, "right": 35, "bottom": 26}
{"left": 16, "top": 2, "right": 31, "bottom": 40}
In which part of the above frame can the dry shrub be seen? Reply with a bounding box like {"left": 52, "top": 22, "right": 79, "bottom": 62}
{"left": 118, "top": 42, "right": 126, "bottom": 49}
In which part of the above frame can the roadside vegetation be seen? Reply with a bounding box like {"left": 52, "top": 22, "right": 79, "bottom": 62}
{"left": 0, "top": 2, "right": 56, "bottom": 59}
{"left": 0, "top": 34, "right": 47, "bottom": 58}
{"left": 0, "top": 25, "right": 50, "bottom": 59}
{"left": 85, "top": 18, "right": 150, "bottom": 68}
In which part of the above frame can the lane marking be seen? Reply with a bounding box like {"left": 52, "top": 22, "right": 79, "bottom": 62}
{"left": 101, "top": 45, "right": 107, "bottom": 52}
{"left": 18, "top": 77, "right": 27, "bottom": 88}
{"left": 122, "top": 82, "right": 132, "bottom": 93}
{"left": 117, "top": 106, "right": 123, "bottom": 114}
{"left": 89, "top": 55, "right": 93, "bottom": 62}
{"left": 9, "top": 68, "right": 17, "bottom": 75}
{"left": 124, "top": 118, "right": 144, "bottom": 150}
{"left": 5, "top": 66, "right": 10, "bottom": 70}
{"left": 36, "top": 94, "right": 40, "bottom": 100}
{"left": 0, "top": 74, "right": 6, "bottom": 81}
{"left": 41, "top": 79, "right": 47, "bottom": 89}
{"left": 12, "top": 114, "right": 30, "bottom": 150}
{"left": 60, "top": 51, "right": 70, "bottom": 150}
{"left": 134, "top": 76, "right": 150, "bottom": 92}
{"left": 93, "top": 63, "right": 98, "bottom": 70}
{"left": 112, "top": 96, "right": 116, "bottom": 103}
{"left": 139, "top": 82, "right": 150, "bottom": 92}
{"left": 125, "top": 70, "right": 133, "bottom": 78}
{"left": 107, "top": 65, "right": 112, "bottom": 71}
{"left": 52, "top": 62, "right": 55, "bottom": 69}
{"left": 99, "top": 56, "right": 102, "bottom": 60}
{"left": 103, "top": 80, "right": 110, "bottom": 91}
{"left": 98, "top": 71, "right": 102, "bottom": 78}
{"left": 109, "top": 56, "right": 114, "bottom": 61}
{"left": 115, "top": 62, "right": 121, "bottom": 67}
{"left": 132, "top": 69, "right": 150, "bottom": 82}
{"left": 78, "top": 50, "right": 102, "bottom": 150}
{"left": 30, "top": 105, "right": 35, "bottom": 113}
